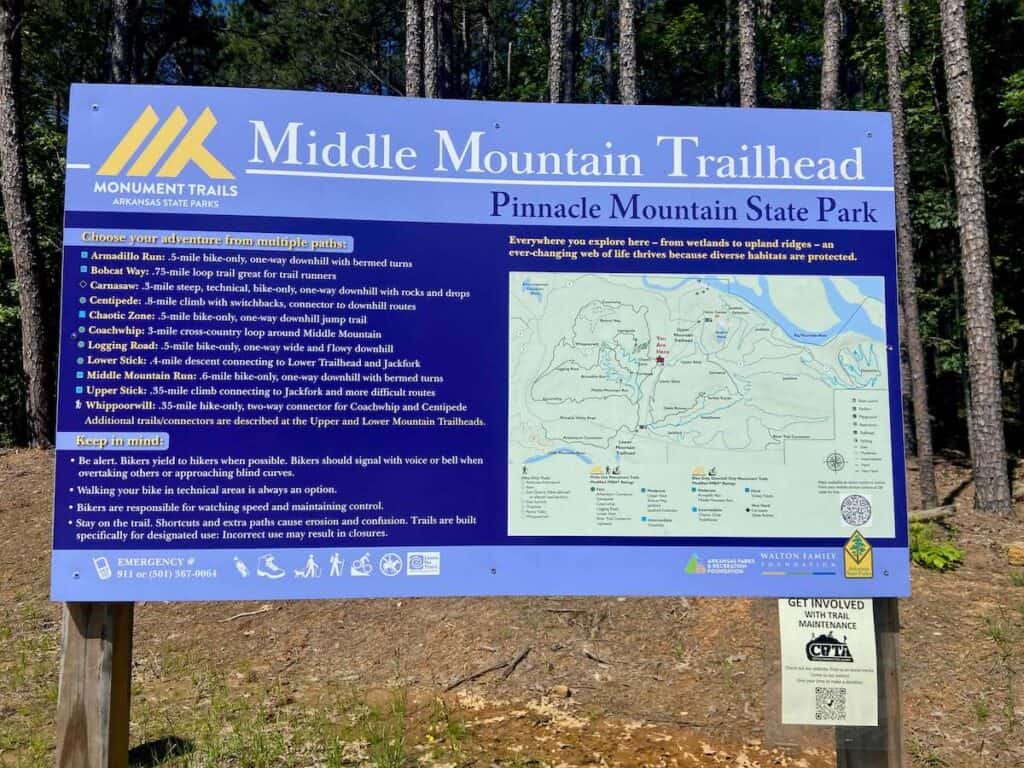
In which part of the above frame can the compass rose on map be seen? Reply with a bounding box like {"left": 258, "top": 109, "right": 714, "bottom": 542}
{"left": 825, "top": 451, "right": 846, "bottom": 472}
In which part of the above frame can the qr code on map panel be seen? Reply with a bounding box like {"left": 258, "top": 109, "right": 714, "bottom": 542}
{"left": 815, "top": 686, "right": 848, "bottom": 721}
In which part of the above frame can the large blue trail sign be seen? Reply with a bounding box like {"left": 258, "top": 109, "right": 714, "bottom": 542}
{"left": 52, "top": 85, "right": 908, "bottom": 601}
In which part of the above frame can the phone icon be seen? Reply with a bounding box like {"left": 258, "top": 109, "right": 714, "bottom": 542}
{"left": 92, "top": 557, "right": 112, "bottom": 581}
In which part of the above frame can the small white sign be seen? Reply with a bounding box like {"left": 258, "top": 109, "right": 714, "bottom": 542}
{"left": 778, "top": 598, "right": 878, "bottom": 726}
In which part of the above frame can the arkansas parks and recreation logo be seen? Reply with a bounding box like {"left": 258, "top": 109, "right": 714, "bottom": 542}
{"left": 806, "top": 632, "right": 854, "bottom": 663}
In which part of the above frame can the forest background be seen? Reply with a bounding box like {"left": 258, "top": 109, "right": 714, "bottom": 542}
{"left": 0, "top": 0, "right": 1022, "bottom": 510}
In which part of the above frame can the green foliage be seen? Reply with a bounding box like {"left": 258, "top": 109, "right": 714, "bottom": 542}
{"left": 909, "top": 522, "right": 964, "bottom": 572}
{"left": 2, "top": 0, "right": 1024, "bottom": 447}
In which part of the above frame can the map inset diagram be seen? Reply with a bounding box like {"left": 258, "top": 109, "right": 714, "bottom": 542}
{"left": 508, "top": 273, "right": 896, "bottom": 540}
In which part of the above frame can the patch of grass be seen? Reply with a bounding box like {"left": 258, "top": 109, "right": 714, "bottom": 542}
{"left": 0, "top": 609, "right": 59, "bottom": 761}
{"left": 671, "top": 641, "right": 686, "bottom": 663}
{"left": 1009, "top": 570, "right": 1024, "bottom": 587}
{"left": 910, "top": 522, "right": 964, "bottom": 571}
{"left": 908, "top": 738, "right": 949, "bottom": 767}
{"left": 426, "top": 695, "right": 468, "bottom": 759}
{"left": 983, "top": 616, "right": 1009, "bottom": 645}
{"left": 973, "top": 698, "right": 991, "bottom": 724}
{"left": 360, "top": 689, "right": 410, "bottom": 768}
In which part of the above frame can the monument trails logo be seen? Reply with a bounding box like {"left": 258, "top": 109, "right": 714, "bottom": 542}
{"left": 99, "top": 105, "right": 233, "bottom": 179}
{"left": 92, "top": 105, "right": 239, "bottom": 207}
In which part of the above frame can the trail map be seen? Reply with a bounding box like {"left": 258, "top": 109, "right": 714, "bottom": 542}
{"left": 509, "top": 273, "right": 895, "bottom": 539}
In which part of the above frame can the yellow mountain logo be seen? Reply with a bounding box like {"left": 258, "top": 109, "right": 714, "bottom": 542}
{"left": 98, "top": 105, "right": 233, "bottom": 179}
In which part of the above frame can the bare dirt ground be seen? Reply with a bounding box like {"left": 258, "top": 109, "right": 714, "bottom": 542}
{"left": 2, "top": 449, "right": 1023, "bottom": 767}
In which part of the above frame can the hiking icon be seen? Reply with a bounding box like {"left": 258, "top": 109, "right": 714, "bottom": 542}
{"left": 329, "top": 552, "right": 344, "bottom": 577}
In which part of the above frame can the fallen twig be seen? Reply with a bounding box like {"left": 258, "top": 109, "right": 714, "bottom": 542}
{"left": 582, "top": 648, "right": 611, "bottom": 665}
{"left": 502, "top": 647, "right": 531, "bottom": 679}
{"left": 545, "top": 608, "right": 588, "bottom": 614}
{"left": 218, "top": 604, "right": 272, "bottom": 623}
{"left": 445, "top": 661, "right": 508, "bottom": 691}
{"left": 909, "top": 504, "right": 956, "bottom": 523}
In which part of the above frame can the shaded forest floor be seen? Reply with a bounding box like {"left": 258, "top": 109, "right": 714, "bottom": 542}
{"left": 2, "top": 450, "right": 1024, "bottom": 768}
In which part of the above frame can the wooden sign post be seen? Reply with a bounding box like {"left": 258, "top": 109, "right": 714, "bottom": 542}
{"left": 55, "top": 602, "right": 134, "bottom": 768}
{"left": 835, "top": 597, "right": 905, "bottom": 768}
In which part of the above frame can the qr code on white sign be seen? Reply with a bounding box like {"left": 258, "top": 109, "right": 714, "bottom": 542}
{"left": 815, "top": 686, "right": 847, "bottom": 721}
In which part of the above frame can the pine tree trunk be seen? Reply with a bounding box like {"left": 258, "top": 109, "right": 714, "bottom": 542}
{"left": 618, "top": 0, "right": 637, "bottom": 105}
{"left": 423, "top": 0, "right": 438, "bottom": 97}
{"left": 440, "top": 0, "right": 455, "bottom": 97}
{"left": 603, "top": 0, "right": 615, "bottom": 103}
{"left": 130, "top": 2, "right": 144, "bottom": 83}
{"left": 0, "top": 0, "right": 52, "bottom": 447}
{"left": 899, "top": 346, "right": 917, "bottom": 455}
{"left": 896, "top": 0, "right": 910, "bottom": 57}
{"left": 459, "top": 6, "right": 469, "bottom": 96}
{"left": 405, "top": 0, "right": 422, "bottom": 97}
{"left": 820, "top": 0, "right": 841, "bottom": 109}
{"left": 722, "top": 0, "right": 733, "bottom": 105}
{"left": 548, "top": 0, "right": 564, "bottom": 102}
{"left": 112, "top": 0, "right": 134, "bottom": 84}
{"left": 564, "top": 0, "right": 576, "bottom": 102}
{"left": 883, "top": 0, "right": 938, "bottom": 508}
{"left": 938, "top": 0, "right": 1012, "bottom": 514}
{"left": 737, "top": 0, "right": 756, "bottom": 107}
{"left": 480, "top": 7, "right": 492, "bottom": 97}
{"left": 506, "top": 39, "right": 512, "bottom": 90}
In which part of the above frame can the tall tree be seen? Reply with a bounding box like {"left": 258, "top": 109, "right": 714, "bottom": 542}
{"left": 820, "top": 0, "right": 840, "bottom": 109}
{"left": 479, "top": 4, "right": 492, "bottom": 97}
{"left": 0, "top": 0, "right": 51, "bottom": 447}
{"left": 938, "top": 0, "right": 1013, "bottom": 514}
{"left": 722, "top": 0, "right": 734, "bottom": 105}
{"left": 439, "top": 0, "right": 454, "bottom": 96}
{"left": 603, "top": 0, "right": 614, "bottom": 103}
{"left": 563, "top": 0, "right": 575, "bottom": 102}
{"left": 895, "top": 0, "right": 910, "bottom": 56}
{"left": 405, "top": 0, "right": 422, "bottom": 96}
{"left": 618, "top": 0, "right": 636, "bottom": 104}
{"left": 883, "top": 0, "right": 938, "bottom": 508}
{"left": 548, "top": 0, "right": 564, "bottom": 102}
{"left": 737, "top": 0, "right": 756, "bottom": 107}
{"left": 423, "top": 0, "right": 438, "bottom": 97}
{"left": 111, "top": 0, "right": 135, "bottom": 83}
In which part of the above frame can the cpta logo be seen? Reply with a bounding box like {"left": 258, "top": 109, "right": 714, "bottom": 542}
{"left": 805, "top": 632, "right": 854, "bottom": 663}
{"left": 97, "top": 105, "right": 233, "bottom": 179}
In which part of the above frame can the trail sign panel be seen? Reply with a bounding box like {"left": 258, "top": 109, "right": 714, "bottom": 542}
{"left": 52, "top": 85, "right": 909, "bottom": 601}
{"left": 779, "top": 598, "right": 879, "bottom": 726}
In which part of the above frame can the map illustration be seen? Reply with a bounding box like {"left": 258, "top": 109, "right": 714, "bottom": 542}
{"left": 509, "top": 272, "right": 896, "bottom": 539}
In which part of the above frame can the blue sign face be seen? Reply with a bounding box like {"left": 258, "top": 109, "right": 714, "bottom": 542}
{"left": 52, "top": 84, "right": 909, "bottom": 601}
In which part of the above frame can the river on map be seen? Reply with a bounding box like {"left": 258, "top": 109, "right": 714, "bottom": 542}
{"left": 639, "top": 274, "right": 885, "bottom": 345}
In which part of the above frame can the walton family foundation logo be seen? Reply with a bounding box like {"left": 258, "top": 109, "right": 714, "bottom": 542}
{"left": 98, "top": 105, "right": 233, "bottom": 179}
